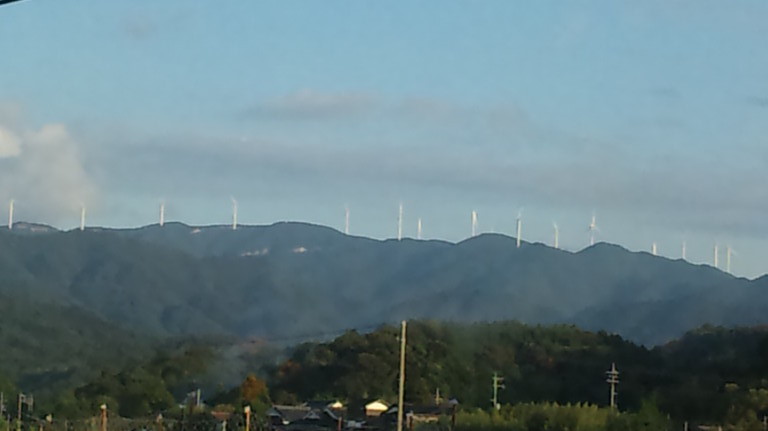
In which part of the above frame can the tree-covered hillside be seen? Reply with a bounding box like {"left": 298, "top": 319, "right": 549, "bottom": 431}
{"left": 268, "top": 321, "right": 768, "bottom": 426}
{"left": 2, "top": 222, "right": 768, "bottom": 347}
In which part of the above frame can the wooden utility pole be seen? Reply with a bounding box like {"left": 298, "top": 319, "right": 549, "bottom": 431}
{"left": 396, "top": 321, "right": 407, "bottom": 431}
{"left": 606, "top": 363, "right": 619, "bottom": 409}
{"left": 243, "top": 405, "right": 251, "bottom": 431}
{"left": 99, "top": 404, "right": 107, "bottom": 431}
{"left": 491, "top": 373, "right": 505, "bottom": 411}
{"left": 16, "top": 393, "right": 23, "bottom": 431}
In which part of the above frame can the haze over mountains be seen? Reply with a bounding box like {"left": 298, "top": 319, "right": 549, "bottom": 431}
{"left": 2, "top": 221, "right": 766, "bottom": 350}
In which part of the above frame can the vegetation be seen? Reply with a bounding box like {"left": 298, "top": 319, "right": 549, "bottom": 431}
{"left": 268, "top": 321, "right": 768, "bottom": 429}
{"left": 3, "top": 223, "right": 768, "bottom": 352}
{"left": 41, "top": 346, "right": 215, "bottom": 418}
{"left": 20, "top": 319, "right": 763, "bottom": 429}
{"left": 431, "top": 402, "right": 669, "bottom": 431}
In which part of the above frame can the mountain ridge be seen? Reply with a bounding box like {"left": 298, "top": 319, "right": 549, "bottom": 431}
{"left": 0, "top": 220, "right": 764, "bottom": 348}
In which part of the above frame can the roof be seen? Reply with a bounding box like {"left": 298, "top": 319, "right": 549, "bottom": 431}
{"left": 364, "top": 400, "right": 389, "bottom": 410}
{"left": 306, "top": 400, "right": 344, "bottom": 410}
{"left": 271, "top": 405, "right": 313, "bottom": 423}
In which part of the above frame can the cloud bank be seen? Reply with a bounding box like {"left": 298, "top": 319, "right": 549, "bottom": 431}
{"left": 0, "top": 108, "right": 98, "bottom": 225}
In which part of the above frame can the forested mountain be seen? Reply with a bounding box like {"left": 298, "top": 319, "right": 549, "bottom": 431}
{"left": 0, "top": 291, "right": 155, "bottom": 393}
{"left": 49, "top": 320, "right": 768, "bottom": 429}
{"left": 3, "top": 221, "right": 768, "bottom": 395}
{"left": 268, "top": 321, "right": 768, "bottom": 427}
{"left": 1, "top": 221, "right": 766, "bottom": 349}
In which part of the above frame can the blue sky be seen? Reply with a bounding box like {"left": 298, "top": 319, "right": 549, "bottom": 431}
{"left": 0, "top": 1, "right": 767, "bottom": 276}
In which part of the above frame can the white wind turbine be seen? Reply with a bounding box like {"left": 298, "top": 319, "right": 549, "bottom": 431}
{"left": 681, "top": 240, "right": 687, "bottom": 260}
{"left": 7, "top": 199, "right": 14, "bottom": 230}
{"left": 553, "top": 222, "right": 559, "bottom": 249}
{"left": 651, "top": 242, "right": 658, "bottom": 256}
{"left": 515, "top": 210, "right": 523, "bottom": 248}
{"left": 159, "top": 202, "right": 165, "bottom": 227}
{"left": 231, "top": 198, "right": 238, "bottom": 230}
{"left": 471, "top": 210, "right": 478, "bottom": 237}
{"left": 713, "top": 243, "right": 719, "bottom": 269}
{"left": 587, "top": 213, "right": 599, "bottom": 246}
{"left": 80, "top": 204, "right": 86, "bottom": 231}
{"left": 344, "top": 205, "right": 350, "bottom": 235}
{"left": 397, "top": 202, "right": 403, "bottom": 241}
{"left": 417, "top": 217, "right": 423, "bottom": 240}
{"left": 726, "top": 245, "right": 736, "bottom": 274}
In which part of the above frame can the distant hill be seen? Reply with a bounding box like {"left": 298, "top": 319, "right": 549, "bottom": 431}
{"left": 0, "top": 291, "right": 155, "bottom": 393}
{"left": 266, "top": 320, "right": 768, "bottom": 425}
{"left": 0, "top": 221, "right": 766, "bottom": 354}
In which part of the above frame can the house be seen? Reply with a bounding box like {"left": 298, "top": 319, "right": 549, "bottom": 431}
{"left": 269, "top": 405, "right": 313, "bottom": 426}
{"left": 268, "top": 403, "right": 343, "bottom": 431}
{"left": 381, "top": 400, "right": 459, "bottom": 429}
{"left": 306, "top": 400, "right": 345, "bottom": 414}
{"left": 364, "top": 400, "right": 389, "bottom": 417}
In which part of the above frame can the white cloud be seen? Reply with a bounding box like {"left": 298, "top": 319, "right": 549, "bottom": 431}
{"left": 0, "top": 126, "right": 21, "bottom": 158}
{"left": 244, "top": 90, "right": 376, "bottom": 120}
{"left": 0, "top": 116, "right": 98, "bottom": 225}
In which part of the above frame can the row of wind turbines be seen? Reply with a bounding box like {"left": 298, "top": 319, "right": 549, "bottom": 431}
{"left": 393, "top": 203, "right": 737, "bottom": 274}
{"left": 4, "top": 199, "right": 738, "bottom": 274}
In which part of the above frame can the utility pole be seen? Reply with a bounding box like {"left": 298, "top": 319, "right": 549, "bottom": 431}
{"left": 606, "top": 363, "right": 619, "bottom": 410}
{"left": 397, "top": 321, "right": 407, "bottom": 431}
{"left": 491, "top": 373, "right": 505, "bottom": 411}
{"left": 99, "top": 404, "right": 107, "bottom": 431}
{"left": 243, "top": 405, "right": 251, "bottom": 431}
{"left": 16, "top": 393, "right": 23, "bottom": 431}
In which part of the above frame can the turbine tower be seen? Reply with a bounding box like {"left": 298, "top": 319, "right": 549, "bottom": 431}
{"left": 397, "top": 202, "right": 403, "bottom": 241}
{"left": 651, "top": 242, "right": 658, "bottom": 256}
{"left": 713, "top": 244, "right": 719, "bottom": 269}
{"left": 726, "top": 245, "right": 734, "bottom": 273}
{"left": 417, "top": 217, "right": 423, "bottom": 240}
{"left": 80, "top": 205, "right": 86, "bottom": 231}
{"left": 515, "top": 211, "right": 522, "bottom": 248}
{"left": 7, "top": 199, "right": 13, "bottom": 230}
{"left": 553, "top": 222, "right": 559, "bottom": 250}
{"left": 159, "top": 202, "right": 165, "bottom": 227}
{"left": 344, "top": 205, "right": 350, "bottom": 235}
{"left": 231, "top": 198, "right": 238, "bottom": 230}
{"left": 588, "top": 213, "right": 598, "bottom": 246}
{"left": 682, "top": 240, "right": 687, "bottom": 260}
{"left": 471, "top": 210, "right": 478, "bottom": 237}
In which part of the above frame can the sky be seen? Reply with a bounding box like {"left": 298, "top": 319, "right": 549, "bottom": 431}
{"left": 0, "top": 1, "right": 767, "bottom": 277}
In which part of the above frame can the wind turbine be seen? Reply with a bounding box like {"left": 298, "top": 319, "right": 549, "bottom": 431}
{"left": 587, "top": 213, "right": 599, "bottom": 246}
{"left": 553, "top": 222, "right": 559, "bottom": 249}
{"left": 80, "top": 205, "right": 86, "bottom": 231}
{"left": 7, "top": 199, "right": 13, "bottom": 230}
{"left": 651, "top": 242, "right": 658, "bottom": 256}
{"left": 231, "top": 198, "right": 238, "bottom": 230}
{"left": 471, "top": 210, "right": 478, "bottom": 237}
{"left": 713, "top": 244, "right": 719, "bottom": 269}
{"left": 397, "top": 202, "right": 403, "bottom": 241}
{"left": 726, "top": 245, "right": 736, "bottom": 274}
{"left": 515, "top": 211, "right": 522, "bottom": 248}
{"left": 417, "top": 217, "right": 423, "bottom": 240}
{"left": 159, "top": 202, "right": 165, "bottom": 227}
{"left": 344, "top": 205, "right": 350, "bottom": 235}
{"left": 681, "top": 240, "right": 687, "bottom": 260}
